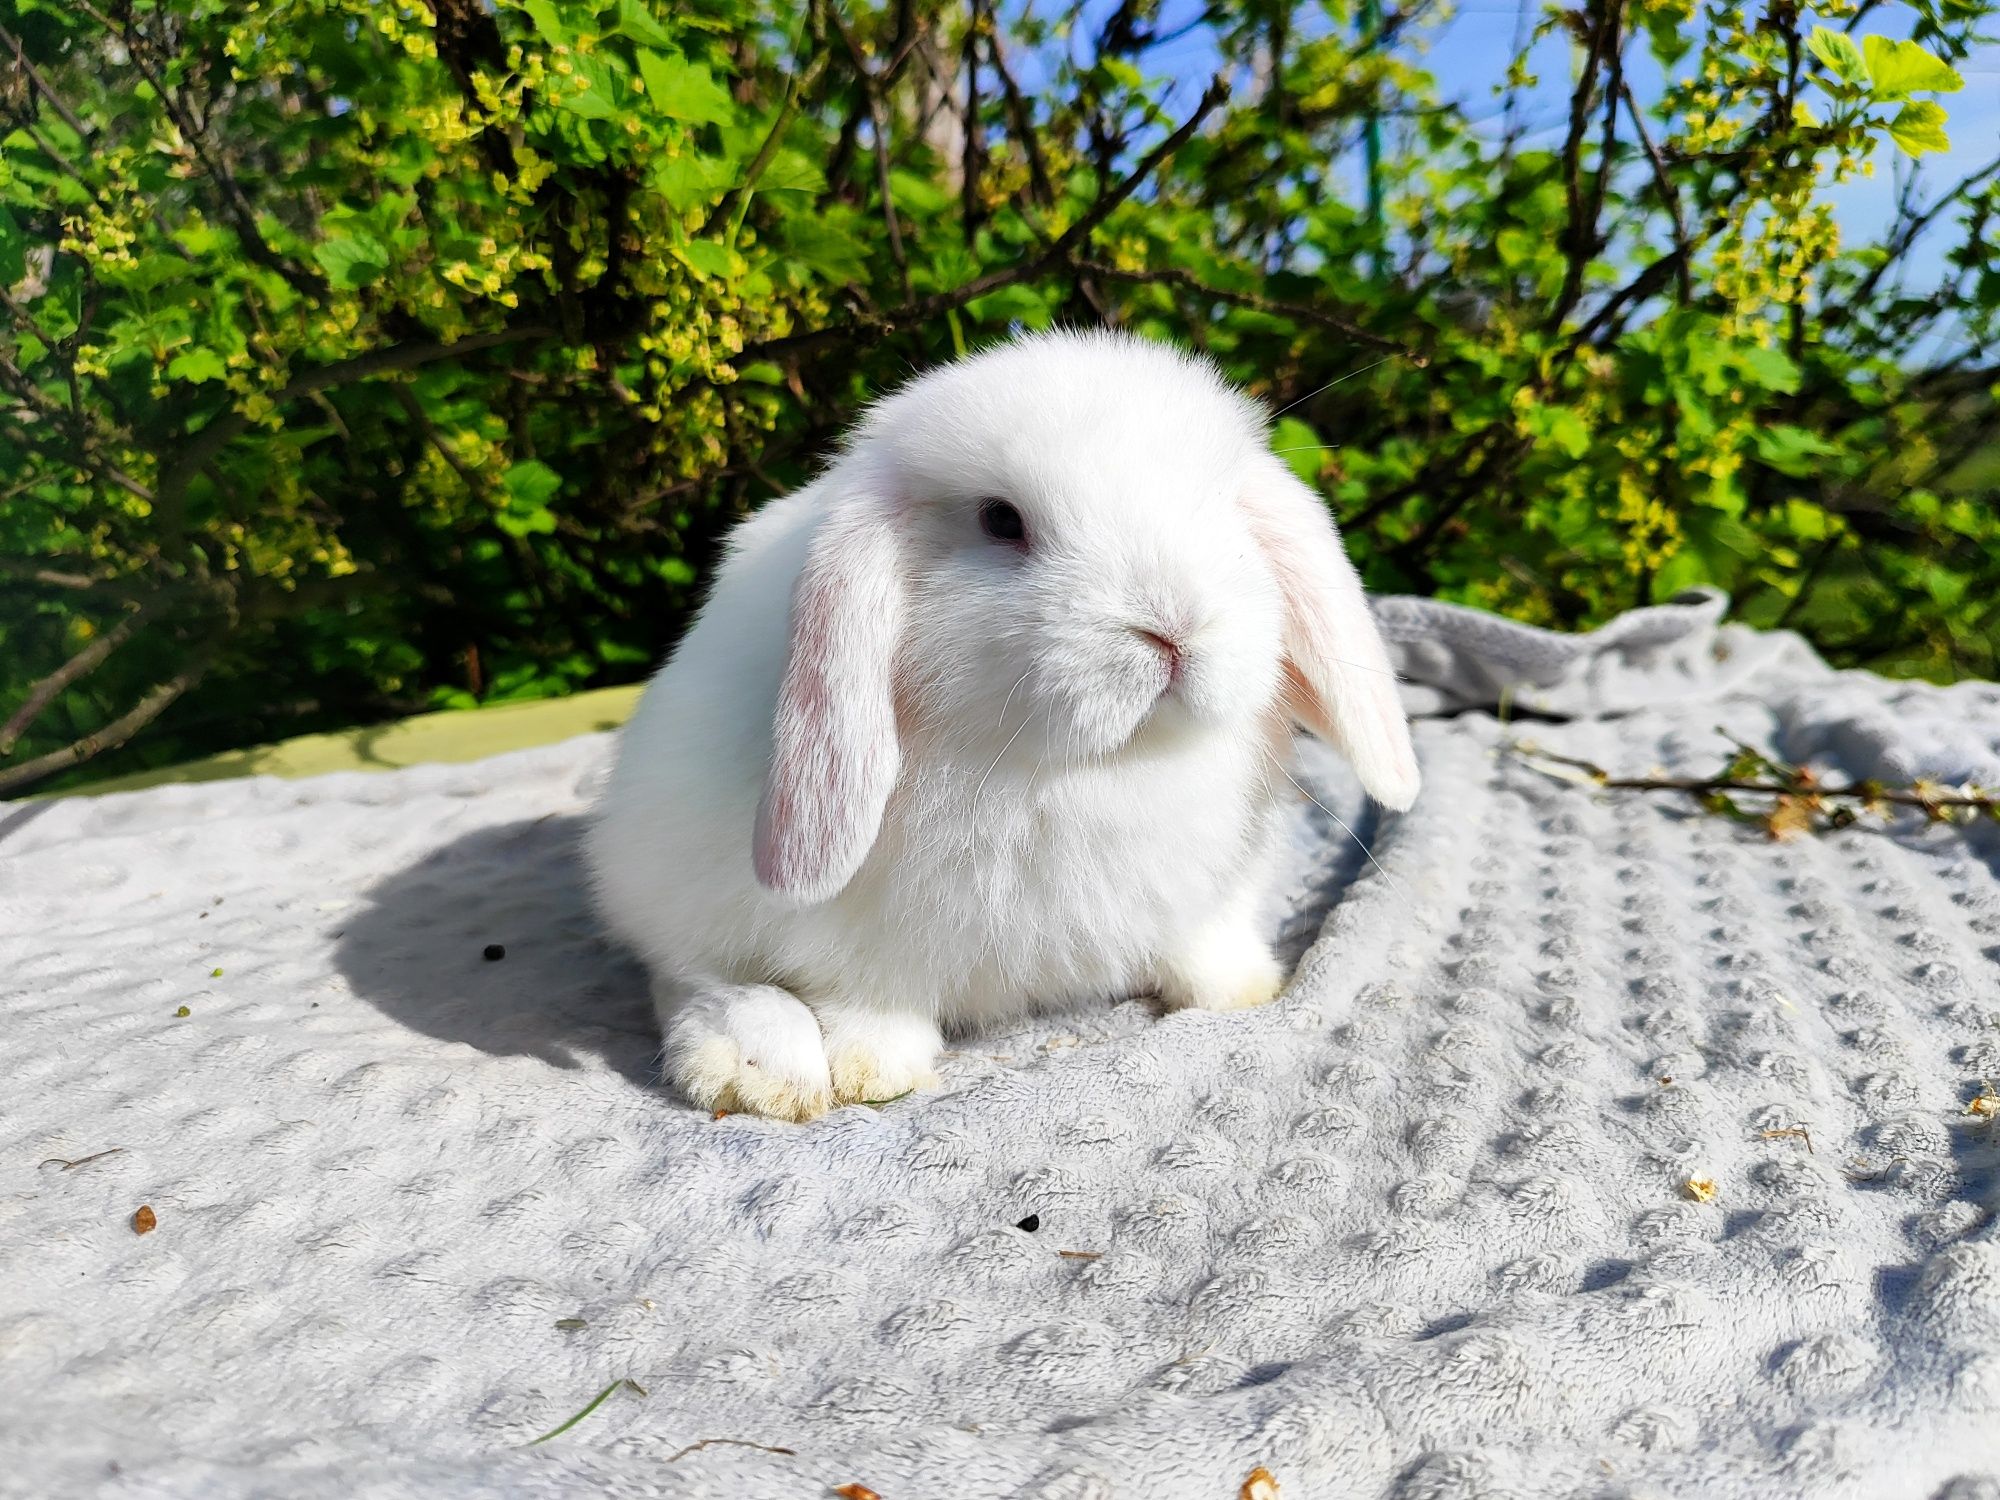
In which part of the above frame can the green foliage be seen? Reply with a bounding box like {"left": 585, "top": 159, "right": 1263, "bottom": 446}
{"left": 1, "top": 0, "right": 1997, "bottom": 792}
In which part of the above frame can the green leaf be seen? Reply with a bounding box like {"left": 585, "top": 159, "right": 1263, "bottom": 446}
{"left": 1753, "top": 424, "right": 1842, "bottom": 477}
{"left": 673, "top": 239, "right": 739, "bottom": 279}
{"left": 1861, "top": 35, "right": 1964, "bottom": 97}
{"left": 495, "top": 507, "right": 557, "bottom": 537}
{"left": 519, "top": 0, "right": 570, "bottom": 43}
{"left": 651, "top": 153, "right": 730, "bottom": 212}
{"left": 166, "top": 347, "right": 228, "bottom": 384}
{"left": 1736, "top": 345, "right": 1801, "bottom": 394}
{"left": 312, "top": 234, "right": 390, "bottom": 289}
{"left": 771, "top": 213, "right": 870, "bottom": 283}
{"left": 1099, "top": 56, "right": 1144, "bottom": 91}
{"left": 0, "top": 207, "right": 23, "bottom": 286}
{"left": 615, "top": 0, "right": 675, "bottom": 48}
{"left": 559, "top": 54, "right": 626, "bottom": 120}
{"left": 1806, "top": 26, "right": 1868, "bottom": 86}
{"left": 1887, "top": 100, "right": 1951, "bottom": 156}
{"left": 1495, "top": 227, "right": 1536, "bottom": 268}
{"left": 635, "top": 50, "right": 732, "bottom": 125}
{"left": 502, "top": 459, "right": 563, "bottom": 510}
{"left": 757, "top": 149, "right": 826, "bottom": 195}
{"left": 1522, "top": 403, "right": 1591, "bottom": 460}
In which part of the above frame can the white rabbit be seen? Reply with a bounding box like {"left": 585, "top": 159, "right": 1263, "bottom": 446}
{"left": 584, "top": 329, "right": 1419, "bottom": 1120}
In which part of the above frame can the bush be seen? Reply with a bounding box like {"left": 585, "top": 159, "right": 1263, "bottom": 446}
{"left": 2, "top": 0, "right": 1996, "bottom": 793}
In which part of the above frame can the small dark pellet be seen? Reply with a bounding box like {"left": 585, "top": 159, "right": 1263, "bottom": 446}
{"left": 1016, "top": 1214, "right": 1040, "bottom": 1233}
{"left": 483, "top": 944, "right": 506, "bottom": 962}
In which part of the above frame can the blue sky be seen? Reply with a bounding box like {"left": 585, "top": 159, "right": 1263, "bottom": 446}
{"left": 1046, "top": 2, "right": 1999, "bottom": 298}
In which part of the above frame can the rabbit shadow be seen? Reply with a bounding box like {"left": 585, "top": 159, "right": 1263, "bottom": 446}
{"left": 332, "top": 813, "right": 660, "bottom": 1088}
{"left": 330, "top": 755, "right": 1383, "bottom": 1094}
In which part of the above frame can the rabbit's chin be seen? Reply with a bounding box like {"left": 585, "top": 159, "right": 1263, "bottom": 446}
{"left": 1033, "top": 677, "right": 1259, "bottom": 767}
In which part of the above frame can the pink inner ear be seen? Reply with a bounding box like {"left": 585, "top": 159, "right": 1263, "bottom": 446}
{"left": 754, "top": 586, "right": 838, "bottom": 894}
{"left": 753, "top": 506, "right": 904, "bottom": 904}
{"left": 1240, "top": 462, "right": 1421, "bottom": 811}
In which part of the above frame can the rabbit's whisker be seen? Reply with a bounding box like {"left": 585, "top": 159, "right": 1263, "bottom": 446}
{"left": 1270, "top": 356, "right": 1395, "bottom": 421}
{"left": 1270, "top": 755, "right": 1409, "bottom": 904}
{"left": 974, "top": 701, "right": 1037, "bottom": 805}
{"left": 1325, "top": 655, "right": 1402, "bottom": 679}
{"left": 994, "top": 666, "right": 1033, "bottom": 734}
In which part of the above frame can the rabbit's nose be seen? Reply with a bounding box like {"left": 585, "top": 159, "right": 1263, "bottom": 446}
{"left": 1133, "top": 627, "right": 1185, "bottom": 687}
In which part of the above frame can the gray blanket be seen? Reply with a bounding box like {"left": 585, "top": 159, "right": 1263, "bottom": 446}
{"left": 3, "top": 593, "right": 1998, "bottom": 1500}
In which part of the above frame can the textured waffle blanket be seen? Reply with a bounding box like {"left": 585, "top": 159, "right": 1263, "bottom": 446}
{"left": 4, "top": 591, "right": 2000, "bottom": 1500}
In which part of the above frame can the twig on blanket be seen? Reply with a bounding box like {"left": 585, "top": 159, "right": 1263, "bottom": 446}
{"left": 38, "top": 1146, "right": 124, "bottom": 1172}
{"left": 1510, "top": 729, "right": 2000, "bottom": 840}
{"left": 1759, "top": 1126, "right": 1815, "bottom": 1154}
{"left": 1057, "top": 1249, "right": 1102, "bottom": 1260}
{"left": 522, "top": 1378, "right": 646, "bottom": 1447}
{"left": 663, "top": 1436, "right": 799, "bottom": 1464}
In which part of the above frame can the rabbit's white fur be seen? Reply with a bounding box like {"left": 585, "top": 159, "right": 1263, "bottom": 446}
{"left": 585, "top": 330, "right": 1419, "bottom": 1120}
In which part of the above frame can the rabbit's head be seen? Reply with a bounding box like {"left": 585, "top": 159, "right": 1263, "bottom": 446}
{"left": 754, "top": 330, "right": 1419, "bottom": 904}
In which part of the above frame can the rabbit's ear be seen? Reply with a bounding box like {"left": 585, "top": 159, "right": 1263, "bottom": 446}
{"left": 1240, "top": 457, "right": 1421, "bottom": 810}
{"left": 754, "top": 497, "right": 906, "bottom": 904}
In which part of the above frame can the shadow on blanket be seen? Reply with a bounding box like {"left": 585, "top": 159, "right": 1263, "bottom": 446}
{"left": 332, "top": 814, "right": 661, "bottom": 1087}
{"left": 326, "top": 764, "right": 1380, "bottom": 1096}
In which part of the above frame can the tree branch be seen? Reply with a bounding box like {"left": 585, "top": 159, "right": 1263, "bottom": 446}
{"left": 829, "top": 6, "right": 911, "bottom": 292}
{"left": 0, "top": 596, "right": 165, "bottom": 756}
{"left": 153, "top": 323, "right": 559, "bottom": 536}
{"left": 744, "top": 75, "right": 1229, "bottom": 364}
{"left": 1073, "top": 261, "right": 1421, "bottom": 357}
{"left": 0, "top": 640, "right": 219, "bottom": 798}
{"left": 1620, "top": 82, "right": 1691, "bottom": 304}
{"left": 73, "top": 0, "right": 328, "bottom": 302}
{"left": 0, "top": 23, "right": 91, "bottom": 138}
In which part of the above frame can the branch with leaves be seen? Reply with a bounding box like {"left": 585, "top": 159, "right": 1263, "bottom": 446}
{"left": 1511, "top": 732, "right": 2000, "bottom": 839}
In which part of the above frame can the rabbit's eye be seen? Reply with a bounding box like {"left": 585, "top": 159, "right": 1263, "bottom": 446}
{"left": 979, "top": 499, "right": 1027, "bottom": 546}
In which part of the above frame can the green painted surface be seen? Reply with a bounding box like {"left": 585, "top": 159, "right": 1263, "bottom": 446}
{"left": 65, "top": 685, "right": 645, "bottom": 798}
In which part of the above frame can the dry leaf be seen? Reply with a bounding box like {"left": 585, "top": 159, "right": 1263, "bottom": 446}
{"left": 1765, "top": 795, "right": 1816, "bottom": 841}
{"left": 131, "top": 1205, "right": 157, "bottom": 1234}
{"left": 1241, "top": 1466, "right": 1280, "bottom": 1500}
{"left": 833, "top": 1486, "right": 882, "bottom": 1500}
{"left": 1681, "top": 1176, "right": 1717, "bottom": 1203}
{"left": 1966, "top": 1089, "right": 1998, "bottom": 1121}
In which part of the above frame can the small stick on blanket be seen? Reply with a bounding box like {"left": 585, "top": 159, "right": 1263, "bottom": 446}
{"left": 1511, "top": 728, "right": 2000, "bottom": 839}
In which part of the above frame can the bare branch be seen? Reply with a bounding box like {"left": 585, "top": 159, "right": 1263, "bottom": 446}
{"left": 0, "top": 640, "right": 219, "bottom": 798}
{"left": 1074, "top": 261, "right": 1421, "bottom": 358}
{"left": 0, "top": 23, "right": 91, "bottom": 138}
{"left": 829, "top": 6, "right": 912, "bottom": 291}
{"left": 0, "top": 597, "right": 166, "bottom": 756}
{"left": 987, "top": 26, "right": 1054, "bottom": 207}
{"left": 0, "top": 558, "right": 129, "bottom": 593}
{"left": 1620, "top": 82, "right": 1691, "bottom": 304}
{"left": 745, "top": 75, "right": 1231, "bottom": 364}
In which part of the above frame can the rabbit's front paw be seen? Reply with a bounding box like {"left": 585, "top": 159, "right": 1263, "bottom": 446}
{"left": 662, "top": 981, "right": 834, "bottom": 1121}
{"left": 822, "top": 1008, "right": 943, "bottom": 1106}
{"left": 1155, "top": 926, "right": 1285, "bottom": 1014}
